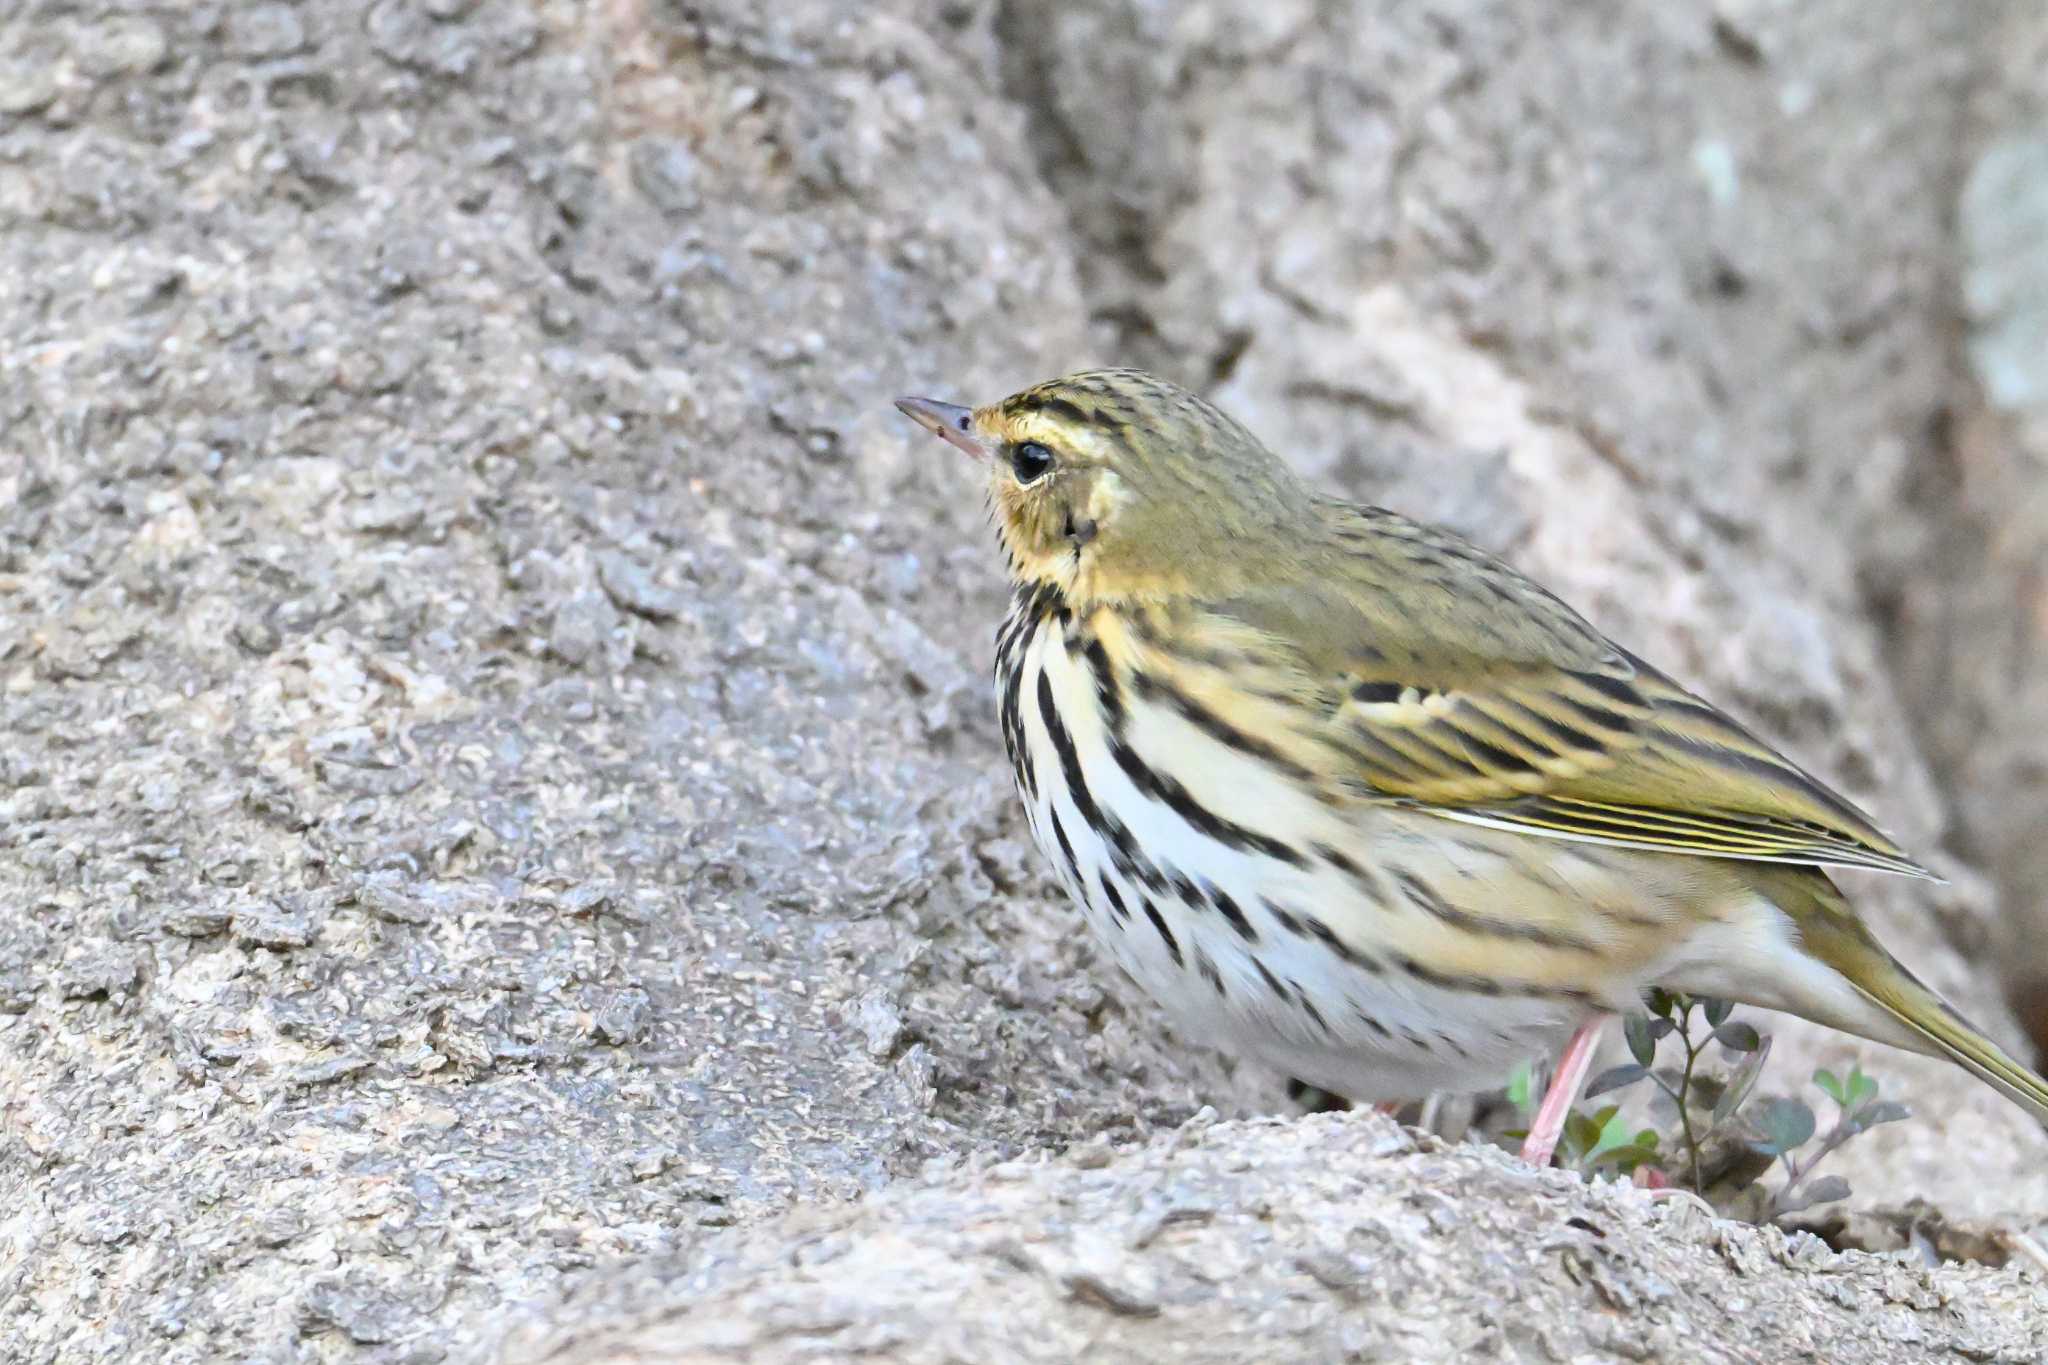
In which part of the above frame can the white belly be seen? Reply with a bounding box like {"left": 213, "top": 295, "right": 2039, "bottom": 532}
{"left": 1006, "top": 613, "right": 1584, "bottom": 1103}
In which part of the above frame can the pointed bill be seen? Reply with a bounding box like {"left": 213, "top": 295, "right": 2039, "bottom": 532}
{"left": 894, "top": 396, "right": 986, "bottom": 459}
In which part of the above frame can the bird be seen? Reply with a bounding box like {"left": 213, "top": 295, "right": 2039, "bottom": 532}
{"left": 895, "top": 367, "right": 2048, "bottom": 1167}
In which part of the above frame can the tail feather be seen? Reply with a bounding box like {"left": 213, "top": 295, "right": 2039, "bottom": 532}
{"left": 1838, "top": 953, "right": 2048, "bottom": 1124}
{"left": 1777, "top": 871, "right": 2048, "bottom": 1124}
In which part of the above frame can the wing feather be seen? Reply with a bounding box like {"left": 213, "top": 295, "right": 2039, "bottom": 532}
{"left": 1194, "top": 501, "right": 1932, "bottom": 880}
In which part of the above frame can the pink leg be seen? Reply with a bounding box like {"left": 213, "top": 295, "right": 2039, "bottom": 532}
{"left": 1519, "top": 1017, "right": 1607, "bottom": 1167}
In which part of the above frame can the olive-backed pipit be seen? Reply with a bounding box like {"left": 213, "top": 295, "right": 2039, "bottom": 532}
{"left": 897, "top": 369, "right": 2048, "bottom": 1165}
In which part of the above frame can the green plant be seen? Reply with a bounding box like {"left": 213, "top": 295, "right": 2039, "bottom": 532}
{"left": 1521, "top": 993, "right": 1911, "bottom": 1223}
{"left": 1504, "top": 1061, "right": 1663, "bottom": 1180}
{"left": 1743, "top": 1061, "right": 1911, "bottom": 1219}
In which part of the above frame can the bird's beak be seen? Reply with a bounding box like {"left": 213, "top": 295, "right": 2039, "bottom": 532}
{"left": 894, "top": 396, "right": 987, "bottom": 460}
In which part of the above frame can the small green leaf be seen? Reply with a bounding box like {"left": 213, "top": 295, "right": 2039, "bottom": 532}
{"left": 1688, "top": 1074, "right": 1727, "bottom": 1113}
{"left": 1853, "top": 1100, "right": 1911, "bottom": 1130}
{"left": 1714, "top": 1022, "right": 1762, "bottom": 1054}
{"left": 1584, "top": 1106, "right": 1636, "bottom": 1163}
{"left": 1565, "top": 1111, "right": 1601, "bottom": 1156}
{"left": 1812, "top": 1067, "right": 1844, "bottom": 1105}
{"left": 1624, "top": 1016, "right": 1658, "bottom": 1066}
{"left": 1507, "top": 1061, "right": 1534, "bottom": 1113}
{"left": 1748, "top": 1096, "right": 1816, "bottom": 1156}
{"left": 1647, "top": 988, "right": 1679, "bottom": 1019}
{"left": 1704, "top": 998, "right": 1734, "bottom": 1028}
{"left": 1598, "top": 1142, "right": 1661, "bottom": 1174}
{"left": 1776, "top": 1173, "right": 1855, "bottom": 1216}
{"left": 1846, "top": 1065, "right": 1879, "bottom": 1110}
{"left": 1585, "top": 1063, "right": 1651, "bottom": 1099}
{"left": 1647, "top": 1016, "right": 1678, "bottom": 1041}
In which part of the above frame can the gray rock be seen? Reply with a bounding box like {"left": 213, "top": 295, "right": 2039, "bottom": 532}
{"left": 1962, "top": 133, "right": 2048, "bottom": 412}
{"left": 592, "top": 987, "right": 653, "bottom": 1046}
{"left": 229, "top": 898, "right": 321, "bottom": 950}
{"left": 56, "top": 945, "right": 143, "bottom": 1000}
{"left": 1, "top": 0, "right": 2043, "bottom": 1361}
{"left": 493, "top": 1113, "right": 2048, "bottom": 1364}
{"left": 1883, "top": 2, "right": 2048, "bottom": 1106}
{"left": 596, "top": 550, "right": 688, "bottom": 622}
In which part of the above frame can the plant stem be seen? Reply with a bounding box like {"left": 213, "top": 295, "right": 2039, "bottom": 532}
{"left": 1676, "top": 1013, "right": 1704, "bottom": 1193}
{"left": 1774, "top": 1118, "right": 1852, "bottom": 1217}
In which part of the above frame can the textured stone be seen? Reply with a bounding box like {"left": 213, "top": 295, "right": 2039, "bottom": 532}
{"left": 495, "top": 1113, "right": 2048, "bottom": 1364}
{"left": 2, "top": 1, "right": 2045, "bottom": 1362}
{"left": 1884, "top": 1, "right": 2048, "bottom": 1072}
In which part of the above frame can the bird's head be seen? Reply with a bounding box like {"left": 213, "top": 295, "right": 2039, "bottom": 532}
{"left": 896, "top": 369, "right": 1311, "bottom": 607}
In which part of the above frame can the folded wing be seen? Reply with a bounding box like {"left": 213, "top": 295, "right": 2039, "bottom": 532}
{"left": 1209, "top": 501, "right": 1931, "bottom": 879}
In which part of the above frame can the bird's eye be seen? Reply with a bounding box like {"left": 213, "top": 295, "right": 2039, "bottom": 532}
{"left": 1009, "top": 441, "right": 1055, "bottom": 485}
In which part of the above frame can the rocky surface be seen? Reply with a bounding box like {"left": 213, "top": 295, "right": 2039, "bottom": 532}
{"left": 1887, "top": 0, "right": 2048, "bottom": 1058}
{"left": 499, "top": 1112, "right": 2048, "bottom": 1365}
{"left": 1, "top": 2, "right": 2043, "bottom": 1363}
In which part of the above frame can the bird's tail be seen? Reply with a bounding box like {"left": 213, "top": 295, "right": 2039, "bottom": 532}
{"left": 1777, "top": 871, "right": 2048, "bottom": 1124}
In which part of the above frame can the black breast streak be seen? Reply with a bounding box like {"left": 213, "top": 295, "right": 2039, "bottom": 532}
{"left": 1300, "top": 912, "right": 1379, "bottom": 973}
{"left": 1262, "top": 899, "right": 1306, "bottom": 937}
{"left": 1102, "top": 810, "right": 1166, "bottom": 892}
{"left": 1099, "top": 874, "right": 1131, "bottom": 926}
{"left": 1081, "top": 636, "right": 1125, "bottom": 734}
{"left": 1131, "top": 668, "right": 1316, "bottom": 784}
{"left": 995, "top": 585, "right": 1034, "bottom": 660}
{"left": 1291, "top": 981, "right": 1333, "bottom": 1037}
{"left": 1313, "top": 845, "right": 1391, "bottom": 912}
{"left": 1141, "top": 898, "right": 1183, "bottom": 966}
{"left": 999, "top": 648, "right": 1033, "bottom": 800}
{"left": 1106, "top": 732, "right": 1306, "bottom": 867}
{"left": 1250, "top": 955, "right": 1292, "bottom": 1004}
{"left": 1038, "top": 668, "right": 1104, "bottom": 832}
{"left": 1048, "top": 805, "right": 1084, "bottom": 892}
{"left": 1208, "top": 886, "right": 1258, "bottom": 944}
